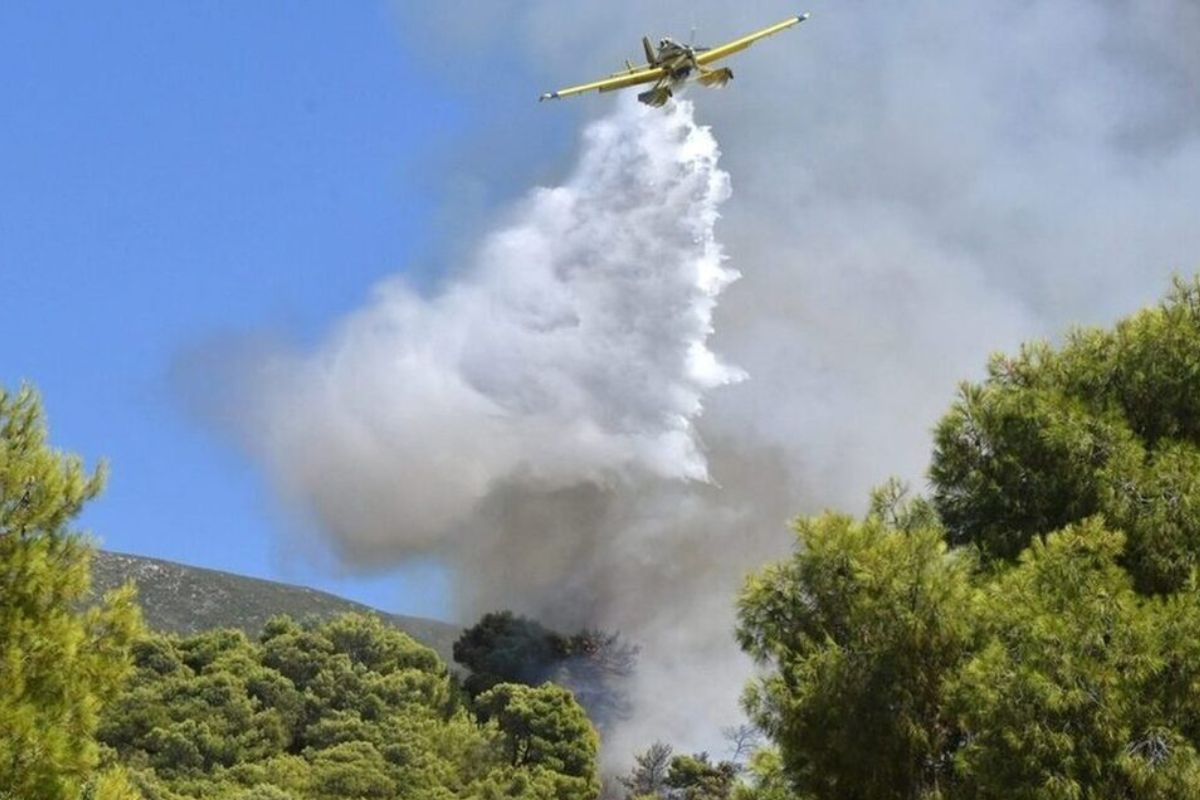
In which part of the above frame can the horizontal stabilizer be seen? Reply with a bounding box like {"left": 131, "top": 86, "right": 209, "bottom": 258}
{"left": 638, "top": 85, "right": 673, "bottom": 107}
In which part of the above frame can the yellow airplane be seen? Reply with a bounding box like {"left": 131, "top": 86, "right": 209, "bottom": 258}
{"left": 539, "top": 13, "right": 811, "bottom": 107}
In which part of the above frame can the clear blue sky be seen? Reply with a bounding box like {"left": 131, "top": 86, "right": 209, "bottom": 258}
{"left": 0, "top": 3, "right": 574, "bottom": 620}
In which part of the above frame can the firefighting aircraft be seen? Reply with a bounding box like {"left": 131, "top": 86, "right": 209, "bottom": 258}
{"left": 539, "top": 13, "right": 811, "bottom": 107}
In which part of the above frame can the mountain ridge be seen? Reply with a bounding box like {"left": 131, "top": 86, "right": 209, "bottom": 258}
{"left": 90, "top": 550, "right": 462, "bottom": 665}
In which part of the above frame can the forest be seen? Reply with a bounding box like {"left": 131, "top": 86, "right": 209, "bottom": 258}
{"left": 8, "top": 277, "right": 1200, "bottom": 799}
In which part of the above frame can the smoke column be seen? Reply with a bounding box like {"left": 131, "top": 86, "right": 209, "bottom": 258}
{"left": 239, "top": 98, "right": 777, "bottom": 755}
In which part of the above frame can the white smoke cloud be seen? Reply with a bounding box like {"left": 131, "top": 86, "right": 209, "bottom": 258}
{"left": 247, "top": 99, "right": 741, "bottom": 560}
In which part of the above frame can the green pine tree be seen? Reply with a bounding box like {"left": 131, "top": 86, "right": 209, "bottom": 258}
{"left": 0, "top": 385, "right": 142, "bottom": 798}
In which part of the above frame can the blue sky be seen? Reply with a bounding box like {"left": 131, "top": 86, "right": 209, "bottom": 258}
{"left": 0, "top": 3, "right": 574, "bottom": 620}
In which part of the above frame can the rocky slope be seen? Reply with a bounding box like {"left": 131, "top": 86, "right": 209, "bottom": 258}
{"left": 91, "top": 551, "right": 461, "bottom": 664}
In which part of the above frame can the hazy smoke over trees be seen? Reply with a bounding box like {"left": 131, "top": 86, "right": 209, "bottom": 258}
{"left": 225, "top": 0, "right": 1200, "bottom": 759}
{"left": 239, "top": 101, "right": 766, "bottom": 754}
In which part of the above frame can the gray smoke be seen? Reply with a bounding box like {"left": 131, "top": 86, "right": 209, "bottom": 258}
{"left": 231, "top": 0, "right": 1200, "bottom": 762}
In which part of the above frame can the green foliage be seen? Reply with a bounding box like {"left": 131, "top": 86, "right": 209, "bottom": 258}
{"left": 81, "top": 768, "right": 143, "bottom": 800}
{"left": 617, "top": 745, "right": 740, "bottom": 800}
{"left": 620, "top": 742, "right": 673, "bottom": 798}
{"left": 466, "top": 765, "right": 588, "bottom": 800}
{"left": 738, "top": 511, "right": 975, "bottom": 800}
{"left": 737, "top": 508, "right": 1200, "bottom": 800}
{"left": 100, "top": 613, "right": 599, "bottom": 799}
{"left": 476, "top": 682, "right": 600, "bottom": 797}
{"left": 664, "top": 753, "right": 738, "bottom": 800}
{"left": 0, "top": 385, "right": 142, "bottom": 799}
{"left": 455, "top": 612, "right": 569, "bottom": 698}
{"left": 931, "top": 275, "right": 1200, "bottom": 593}
{"left": 738, "top": 277, "right": 1200, "bottom": 800}
{"left": 308, "top": 741, "right": 394, "bottom": 800}
{"left": 455, "top": 611, "right": 637, "bottom": 729}
{"left": 729, "top": 748, "right": 794, "bottom": 800}
{"left": 946, "top": 519, "right": 1200, "bottom": 798}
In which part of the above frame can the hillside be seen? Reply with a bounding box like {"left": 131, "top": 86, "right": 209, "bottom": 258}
{"left": 90, "top": 551, "right": 462, "bottom": 664}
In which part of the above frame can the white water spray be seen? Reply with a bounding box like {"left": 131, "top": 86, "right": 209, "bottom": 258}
{"left": 250, "top": 98, "right": 742, "bottom": 563}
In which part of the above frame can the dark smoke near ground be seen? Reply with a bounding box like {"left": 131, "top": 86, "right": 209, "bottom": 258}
{"left": 454, "top": 611, "right": 639, "bottom": 732}
{"left": 211, "top": 0, "right": 1200, "bottom": 761}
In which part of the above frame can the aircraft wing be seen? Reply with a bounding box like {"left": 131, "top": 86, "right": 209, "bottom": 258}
{"left": 540, "top": 66, "right": 665, "bottom": 101}
{"left": 695, "top": 13, "right": 810, "bottom": 66}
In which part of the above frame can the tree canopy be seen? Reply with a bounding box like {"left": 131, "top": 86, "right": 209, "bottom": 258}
{"left": 0, "top": 383, "right": 602, "bottom": 800}
{"left": 738, "top": 277, "right": 1200, "bottom": 800}
{"left": 618, "top": 743, "right": 740, "bottom": 800}
{"left": 99, "top": 614, "right": 601, "bottom": 799}
{"left": 931, "top": 276, "right": 1200, "bottom": 593}
{"left": 455, "top": 611, "right": 637, "bottom": 730}
{"left": 0, "top": 385, "right": 142, "bottom": 799}
{"left": 737, "top": 510, "right": 974, "bottom": 800}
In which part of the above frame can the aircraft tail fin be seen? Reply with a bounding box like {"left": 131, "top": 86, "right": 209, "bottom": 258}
{"left": 643, "top": 36, "right": 657, "bottom": 65}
